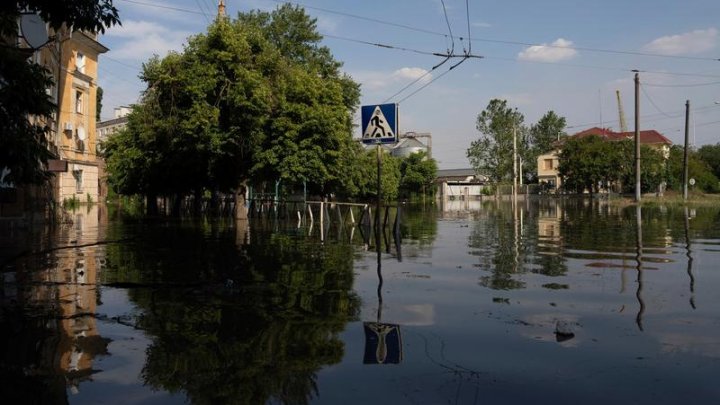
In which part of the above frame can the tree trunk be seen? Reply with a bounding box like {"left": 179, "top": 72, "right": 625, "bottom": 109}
{"left": 193, "top": 189, "right": 203, "bottom": 216}
{"left": 146, "top": 193, "right": 158, "bottom": 216}
{"left": 171, "top": 194, "right": 182, "bottom": 217}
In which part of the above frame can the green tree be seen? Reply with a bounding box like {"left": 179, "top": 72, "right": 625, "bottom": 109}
{"left": 559, "top": 136, "right": 668, "bottom": 194}
{"left": 666, "top": 145, "right": 719, "bottom": 193}
{"left": 104, "top": 6, "right": 360, "bottom": 207}
{"left": 697, "top": 143, "right": 720, "bottom": 180}
{"left": 529, "top": 111, "right": 566, "bottom": 155}
{"left": 527, "top": 111, "right": 566, "bottom": 181}
{"left": 558, "top": 135, "right": 623, "bottom": 194}
{"left": 399, "top": 151, "right": 437, "bottom": 198}
{"left": 467, "top": 99, "right": 528, "bottom": 183}
{"left": 95, "top": 86, "right": 103, "bottom": 121}
{"left": 0, "top": 1, "right": 120, "bottom": 184}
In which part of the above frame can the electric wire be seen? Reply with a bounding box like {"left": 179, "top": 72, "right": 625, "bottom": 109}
{"left": 397, "top": 56, "right": 469, "bottom": 104}
{"left": 440, "top": 0, "right": 454, "bottom": 54}
{"left": 640, "top": 84, "right": 674, "bottom": 118}
{"left": 264, "top": 0, "right": 720, "bottom": 62}
{"left": 566, "top": 104, "right": 720, "bottom": 130}
{"left": 193, "top": 0, "right": 212, "bottom": 24}
{"left": 643, "top": 81, "right": 720, "bottom": 88}
{"left": 118, "top": 0, "right": 206, "bottom": 15}
{"left": 116, "top": 0, "right": 719, "bottom": 79}
{"left": 465, "top": 0, "right": 471, "bottom": 55}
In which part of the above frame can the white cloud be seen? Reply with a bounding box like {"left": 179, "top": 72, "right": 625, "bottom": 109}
{"left": 393, "top": 67, "right": 431, "bottom": 82}
{"left": 353, "top": 67, "right": 432, "bottom": 92}
{"left": 104, "top": 20, "right": 191, "bottom": 61}
{"left": 517, "top": 38, "right": 578, "bottom": 62}
{"left": 642, "top": 28, "right": 718, "bottom": 55}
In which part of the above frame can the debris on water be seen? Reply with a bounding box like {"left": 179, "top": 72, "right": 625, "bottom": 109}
{"left": 555, "top": 320, "right": 575, "bottom": 342}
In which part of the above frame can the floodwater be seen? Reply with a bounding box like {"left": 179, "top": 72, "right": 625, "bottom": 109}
{"left": 1, "top": 199, "right": 720, "bottom": 404}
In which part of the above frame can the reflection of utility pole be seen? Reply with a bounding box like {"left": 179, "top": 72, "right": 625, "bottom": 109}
{"left": 635, "top": 205, "right": 645, "bottom": 331}
{"left": 684, "top": 207, "right": 696, "bottom": 309}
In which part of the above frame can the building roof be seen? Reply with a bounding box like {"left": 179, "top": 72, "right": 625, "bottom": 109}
{"left": 436, "top": 168, "right": 476, "bottom": 178}
{"left": 571, "top": 127, "right": 672, "bottom": 145}
{"left": 97, "top": 116, "right": 128, "bottom": 129}
{"left": 395, "top": 137, "right": 426, "bottom": 149}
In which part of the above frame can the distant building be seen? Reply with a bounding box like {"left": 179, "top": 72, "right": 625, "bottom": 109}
{"left": 537, "top": 127, "right": 673, "bottom": 191}
{"left": 97, "top": 106, "right": 132, "bottom": 145}
{"left": 362, "top": 132, "right": 432, "bottom": 158}
{"left": 391, "top": 133, "right": 431, "bottom": 158}
{"left": 435, "top": 168, "right": 489, "bottom": 200}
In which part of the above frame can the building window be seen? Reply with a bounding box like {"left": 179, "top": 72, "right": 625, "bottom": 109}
{"left": 74, "top": 170, "right": 83, "bottom": 193}
{"left": 544, "top": 159, "right": 554, "bottom": 170}
{"left": 75, "top": 90, "right": 84, "bottom": 114}
{"left": 76, "top": 52, "right": 85, "bottom": 73}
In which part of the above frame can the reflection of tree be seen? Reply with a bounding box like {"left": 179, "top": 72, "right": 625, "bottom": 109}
{"left": 0, "top": 308, "right": 68, "bottom": 404}
{"left": 469, "top": 203, "right": 528, "bottom": 290}
{"left": 103, "top": 221, "right": 359, "bottom": 404}
{"left": 397, "top": 205, "right": 438, "bottom": 258}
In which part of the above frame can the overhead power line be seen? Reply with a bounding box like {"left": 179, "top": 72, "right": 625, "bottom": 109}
{"left": 118, "top": 0, "right": 206, "bottom": 15}
{"left": 640, "top": 85, "right": 673, "bottom": 118}
{"left": 265, "top": 0, "right": 720, "bottom": 62}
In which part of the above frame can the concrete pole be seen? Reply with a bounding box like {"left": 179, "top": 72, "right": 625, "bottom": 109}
{"left": 513, "top": 125, "right": 518, "bottom": 203}
{"left": 634, "top": 72, "right": 641, "bottom": 202}
{"left": 683, "top": 100, "right": 690, "bottom": 201}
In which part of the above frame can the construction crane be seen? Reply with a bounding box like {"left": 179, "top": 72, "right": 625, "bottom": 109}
{"left": 616, "top": 90, "right": 628, "bottom": 133}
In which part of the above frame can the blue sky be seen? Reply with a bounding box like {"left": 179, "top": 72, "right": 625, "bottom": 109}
{"left": 98, "top": 0, "right": 720, "bottom": 169}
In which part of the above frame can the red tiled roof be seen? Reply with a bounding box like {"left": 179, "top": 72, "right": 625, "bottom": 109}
{"left": 570, "top": 127, "right": 672, "bottom": 145}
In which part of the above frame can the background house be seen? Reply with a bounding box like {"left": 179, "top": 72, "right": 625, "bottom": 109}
{"left": 537, "top": 127, "right": 673, "bottom": 191}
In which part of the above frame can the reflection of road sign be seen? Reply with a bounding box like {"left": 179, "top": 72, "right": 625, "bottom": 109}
{"left": 361, "top": 103, "right": 398, "bottom": 144}
{"left": 363, "top": 322, "right": 402, "bottom": 364}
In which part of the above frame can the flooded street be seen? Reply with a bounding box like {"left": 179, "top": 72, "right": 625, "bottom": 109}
{"left": 2, "top": 199, "right": 720, "bottom": 404}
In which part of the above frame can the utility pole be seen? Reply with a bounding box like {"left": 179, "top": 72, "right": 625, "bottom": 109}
{"left": 634, "top": 71, "right": 641, "bottom": 203}
{"left": 513, "top": 125, "right": 518, "bottom": 203}
{"left": 683, "top": 100, "right": 690, "bottom": 201}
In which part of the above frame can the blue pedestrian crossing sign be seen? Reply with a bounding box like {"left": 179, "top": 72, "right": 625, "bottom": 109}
{"left": 361, "top": 103, "right": 398, "bottom": 144}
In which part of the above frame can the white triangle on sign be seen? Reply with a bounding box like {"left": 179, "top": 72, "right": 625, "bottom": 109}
{"left": 363, "top": 106, "right": 395, "bottom": 140}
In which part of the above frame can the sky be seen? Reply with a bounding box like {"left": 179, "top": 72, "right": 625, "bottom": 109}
{"left": 97, "top": 0, "right": 720, "bottom": 169}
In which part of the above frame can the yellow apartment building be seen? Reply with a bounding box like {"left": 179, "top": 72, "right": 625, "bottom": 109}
{"left": 44, "top": 28, "right": 109, "bottom": 204}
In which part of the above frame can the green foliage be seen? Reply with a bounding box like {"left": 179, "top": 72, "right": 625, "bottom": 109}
{"left": 558, "top": 135, "right": 618, "bottom": 194}
{"left": 104, "top": 5, "right": 360, "bottom": 202}
{"left": 467, "top": 99, "right": 528, "bottom": 183}
{"left": 62, "top": 195, "right": 79, "bottom": 209}
{"left": 95, "top": 86, "right": 103, "bottom": 121}
{"left": 0, "top": 1, "right": 120, "bottom": 185}
{"left": 530, "top": 111, "right": 566, "bottom": 155}
{"left": 399, "top": 151, "right": 437, "bottom": 198}
{"left": 697, "top": 143, "right": 720, "bottom": 180}
{"left": 559, "top": 136, "right": 668, "bottom": 194}
{"left": 527, "top": 111, "right": 566, "bottom": 181}
{"left": 666, "top": 145, "right": 720, "bottom": 193}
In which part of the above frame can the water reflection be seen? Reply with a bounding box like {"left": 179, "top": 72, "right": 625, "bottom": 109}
{"left": 103, "top": 221, "right": 360, "bottom": 404}
{"left": 3, "top": 199, "right": 720, "bottom": 403}
{"left": 0, "top": 205, "right": 109, "bottom": 402}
